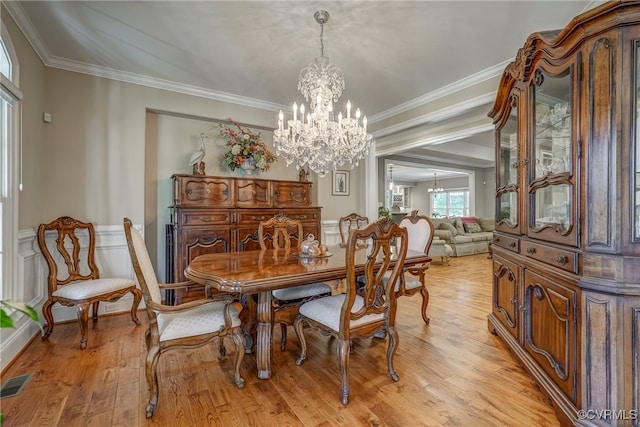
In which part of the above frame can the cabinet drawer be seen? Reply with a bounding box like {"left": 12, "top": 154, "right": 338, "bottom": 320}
{"left": 235, "top": 179, "right": 271, "bottom": 207}
{"left": 522, "top": 241, "right": 578, "bottom": 274}
{"left": 492, "top": 234, "right": 520, "bottom": 253}
{"left": 179, "top": 210, "right": 231, "bottom": 226}
{"left": 174, "top": 176, "right": 233, "bottom": 207}
{"left": 236, "top": 210, "right": 278, "bottom": 224}
{"left": 273, "top": 182, "right": 311, "bottom": 207}
{"left": 282, "top": 209, "right": 319, "bottom": 223}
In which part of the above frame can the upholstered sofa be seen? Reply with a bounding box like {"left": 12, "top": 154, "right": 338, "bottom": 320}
{"left": 430, "top": 216, "right": 495, "bottom": 257}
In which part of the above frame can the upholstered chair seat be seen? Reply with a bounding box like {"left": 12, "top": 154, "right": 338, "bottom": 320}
{"left": 271, "top": 283, "right": 333, "bottom": 301}
{"left": 52, "top": 278, "right": 135, "bottom": 300}
{"left": 156, "top": 301, "right": 241, "bottom": 342}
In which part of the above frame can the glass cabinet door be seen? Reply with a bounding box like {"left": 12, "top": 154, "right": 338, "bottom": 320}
{"left": 496, "top": 99, "right": 520, "bottom": 234}
{"left": 529, "top": 68, "right": 577, "bottom": 246}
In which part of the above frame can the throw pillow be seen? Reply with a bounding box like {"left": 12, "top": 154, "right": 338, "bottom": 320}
{"left": 463, "top": 221, "right": 483, "bottom": 233}
{"left": 451, "top": 218, "right": 466, "bottom": 235}
{"left": 439, "top": 222, "right": 458, "bottom": 236}
{"left": 477, "top": 217, "right": 495, "bottom": 232}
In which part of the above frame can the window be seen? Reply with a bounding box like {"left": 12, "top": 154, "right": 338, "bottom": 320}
{"left": 1, "top": 27, "right": 21, "bottom": 300}
{"left": 431, "top": 190, "right": 470, "bottom": 217}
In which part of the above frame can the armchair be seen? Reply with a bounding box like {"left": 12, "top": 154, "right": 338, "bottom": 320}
{"left": 123, "top": 218, "right": 244, "bottom": 418}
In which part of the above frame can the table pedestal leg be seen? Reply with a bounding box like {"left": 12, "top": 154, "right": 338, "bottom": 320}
{"left": 256, "top": 291, "right": 272, "bottom": 379}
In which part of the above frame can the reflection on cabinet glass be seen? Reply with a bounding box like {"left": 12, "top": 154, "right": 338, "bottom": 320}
{"left": 499, "top": 109, "right": 518, "bottom": 185}
{"left": 533, "top": 184, "right": 571, "bottom": 232}
{"left": 499, "top": 192, "right": 517, "bottom": 224}
{"left": 496, "top": 100, "right": 519, "bottom": 233}
{"left": 530, "top": 68, "right": 575, "bottom": 245}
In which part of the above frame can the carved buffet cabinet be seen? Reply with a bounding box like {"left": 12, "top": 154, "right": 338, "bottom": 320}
{"left": 170, "top": 174, "right": 321, "bottom": 302}
{"left": 488, "top": 2, "right": 640, "bottom": 426}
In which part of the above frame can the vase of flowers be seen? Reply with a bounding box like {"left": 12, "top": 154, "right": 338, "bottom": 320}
{"left": 220, "top": 119, "right": 276, "bottom": 174}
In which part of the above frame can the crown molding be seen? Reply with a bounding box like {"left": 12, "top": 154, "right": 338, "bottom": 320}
{"left": 45, "top": 55, "right": 286, "bottom": 112}
{"left": 3, "top": 1, "right": 287, "bottom": 113}
{"left": 4, "top": 0, "right": 503, "bottom": 123}
{"left": 368, "top": 59, "right": 511, "bottom": 124}
{"left": 372, "top": 92, "right": 496, "bottom": 139}
{"left": 375, "top": 122, "right": 494, "bottom": 157}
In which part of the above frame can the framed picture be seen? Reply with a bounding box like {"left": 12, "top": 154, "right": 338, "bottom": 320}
{"left": 332, "top": 170, "right": 350, "bottom": 196}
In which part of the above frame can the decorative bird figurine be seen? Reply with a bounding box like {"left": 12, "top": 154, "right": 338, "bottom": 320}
{"left": 188, "top": 133, "right": 208, "bottom": 175}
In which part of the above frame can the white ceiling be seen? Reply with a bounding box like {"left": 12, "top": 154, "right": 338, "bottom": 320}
{"left": 5, "top": 0, "right": 601, "bottom": 181}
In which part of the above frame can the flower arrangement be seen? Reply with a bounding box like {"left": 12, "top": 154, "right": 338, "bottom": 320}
{"left": 220, "top": 119, "right": 277, "bottom": 173}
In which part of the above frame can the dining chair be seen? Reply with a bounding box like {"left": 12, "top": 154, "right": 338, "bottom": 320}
{"left": 338, "top": 212, "right": 368, "bottom": 246}
{"left": 37, "top": 216, "right": 142, "bottom": 349}
{"left": 257, "top": 214, "right": 332, "bottom": 350}
{"left": 385, "top": 210, "right": 434, "bottom": 324}
{"left": 123, "top": 218, "right": 245, "bottom": 418}
{"left": 293, "top": 217, "right": 409, "bottom": 405}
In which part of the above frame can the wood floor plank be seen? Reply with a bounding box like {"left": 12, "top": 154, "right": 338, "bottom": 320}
{"left": 0, "top": 255, "right": 561, "bottom": 426}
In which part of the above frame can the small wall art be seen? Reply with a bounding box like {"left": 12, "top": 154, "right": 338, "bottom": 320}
{"left": 332, "top": 170, "right": 349, "bottom": 196}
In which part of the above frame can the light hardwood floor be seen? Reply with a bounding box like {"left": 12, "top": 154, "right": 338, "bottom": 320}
{"left": 0, "top": 254, "right": 560, "bottom": 426}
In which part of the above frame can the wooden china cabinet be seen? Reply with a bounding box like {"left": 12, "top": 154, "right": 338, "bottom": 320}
{"left": 488, "top": 2, "right": 640, "bottom": 426}
{"left": 170, "top": 174, "right": 321, "bottom": 302}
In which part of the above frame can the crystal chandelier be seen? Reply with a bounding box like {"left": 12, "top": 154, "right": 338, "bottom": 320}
{"left": 273, "top": 10, "right": 373, "bottom": 177}
{"left": 428, "top": 173, "right": 444, "bottom": 193}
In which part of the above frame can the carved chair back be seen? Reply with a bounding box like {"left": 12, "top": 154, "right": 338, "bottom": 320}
{"left": 342, "top": 217, "right": 408, "bottom": 338}
{"left": 37, "top": 216, "right": 100, "bottom": 292}
{"left": 258, "top": 214, "right": 303, "bottom": 250}
{"left": 338, "top": 212, "right": 369, "bottom": 245}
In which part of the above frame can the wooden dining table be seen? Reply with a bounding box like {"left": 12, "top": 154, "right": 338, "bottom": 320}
{"left": 184, "top": 244, "right": 431, "bottom": 379}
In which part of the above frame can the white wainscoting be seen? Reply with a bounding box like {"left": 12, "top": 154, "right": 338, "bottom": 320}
{"left": 0, "top": 224, "right": 143, "bottom": 370}
{"left": 321, "top": 220, "right": 341, "bottom": 246}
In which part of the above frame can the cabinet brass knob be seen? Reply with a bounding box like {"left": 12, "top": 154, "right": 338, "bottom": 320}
{"left": 527, "top": 247, "right": 535, "bottom": 255}
{"left": 556, "top": 255, "right": 568, "bottom": 265}
{"left": 205, "top": 188, "right": 211, "bottom": 194}
{"left": 494, "top": 237, "right": 500, "bottom": 243}
{"left": 509, "top": 242, "right": 516, "bottom": 248}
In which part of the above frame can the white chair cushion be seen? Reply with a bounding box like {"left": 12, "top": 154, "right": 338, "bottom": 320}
{"left": 299, "top": 294, "right": 384, "bottom": 332}
{"left": 157, "top": 301, "right": 241, "bottom": 342}
{"left": 53, "top": 278, "right": 135, "bottom": 300}
{"left": 272, "top": 282, "right": 331, "bottom": 301}
{"left": 382, "top": 271, "right": 423, "bottom": 292}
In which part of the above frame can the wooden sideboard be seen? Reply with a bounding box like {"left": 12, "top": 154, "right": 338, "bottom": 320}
{"left": 169, "top": 174, "right": 321, "bottom": 303}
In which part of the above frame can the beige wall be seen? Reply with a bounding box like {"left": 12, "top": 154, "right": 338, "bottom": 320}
{"left": 3, "top": 5, "right": 46, "bottom": 230}
{"left": 6, "top": 7, "right": 367, "bottom": 277}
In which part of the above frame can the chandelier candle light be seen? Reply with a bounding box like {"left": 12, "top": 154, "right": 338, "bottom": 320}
{"left": 273, "top": 10, "right": 373, "bottom": 177}
{"left": 428, "top": 173, "right": 444, "bottom": 193}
